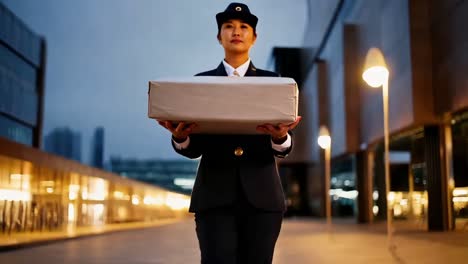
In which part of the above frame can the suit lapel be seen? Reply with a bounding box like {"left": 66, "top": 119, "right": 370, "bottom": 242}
{"left": 245, "top": 62, "right": 258, "bottom": 77}
{"left": 215, "top": 62, "right": 228, "bottom": 76}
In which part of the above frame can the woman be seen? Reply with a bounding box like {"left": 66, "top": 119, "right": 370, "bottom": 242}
{"left": 158, "top": 3, "right": 301, "bottom": 263}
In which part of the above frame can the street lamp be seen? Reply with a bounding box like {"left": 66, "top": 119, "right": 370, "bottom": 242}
{"left": 362, "top": 47, "right": 392, "bottom": 247}
{"left": 318, "top": 126, "right": 332, "bottom": 235}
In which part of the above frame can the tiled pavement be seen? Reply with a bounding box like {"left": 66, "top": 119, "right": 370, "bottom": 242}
{"left": 0, "top": 218, "right": 467, "bottom": 263}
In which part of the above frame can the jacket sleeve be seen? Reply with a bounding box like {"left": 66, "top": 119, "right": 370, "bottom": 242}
{"left": 171, "top": 135, "right": 202, "bottom": 159}
{"left": 272, "top": 131, "right": 294, "bottom": 158}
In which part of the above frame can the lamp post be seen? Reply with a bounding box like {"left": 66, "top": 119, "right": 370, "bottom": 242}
{"left": 362, "top": 47, "right": 392, "bottom": 247}
{"left": 318, "top": 126, "right": 332, "bottom": 234}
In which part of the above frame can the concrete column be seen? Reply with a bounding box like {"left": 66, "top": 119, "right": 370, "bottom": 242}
{"left": 356, "top": 150, "right": 374, "bottom": 223}
{"left": 424, "top": 125, "right": 451, "bottom": 230}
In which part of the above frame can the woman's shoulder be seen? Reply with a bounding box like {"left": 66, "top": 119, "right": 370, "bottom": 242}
{"left": 195, "top": 69, "right": 218, "bottom": 76}
{"left": 194, "top": 68, "right": 280, "bottom": 77}
{"left": 254, "top": 68, "right": 280, "bottom": 77}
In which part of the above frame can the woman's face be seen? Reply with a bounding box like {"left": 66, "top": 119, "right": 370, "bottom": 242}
{"left": 218, "top": 19, "right": 257, "bottom": 55}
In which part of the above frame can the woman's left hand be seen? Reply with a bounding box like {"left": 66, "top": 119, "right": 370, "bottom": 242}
{"left": 256, "top": 116, "right": 302, "bottom": 144}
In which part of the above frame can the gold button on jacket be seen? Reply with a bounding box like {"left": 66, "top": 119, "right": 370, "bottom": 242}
{"left": 234, "top": 147, "right": 244, "bottom": 156}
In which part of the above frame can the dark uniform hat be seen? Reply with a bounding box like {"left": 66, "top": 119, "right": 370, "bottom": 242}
{"left": 216, "top": 3, "right": 258, "bottom": 32}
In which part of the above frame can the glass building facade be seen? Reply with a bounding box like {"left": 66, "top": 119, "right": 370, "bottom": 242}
{"left": 369, "top": 114, "right": 468, "bottom": 230}
{"left": 110, "top": 158, "right": 198, "bottom": 195}
{"left": 0, "top": 4, "right": 190, "bottom": 242}
{"left": 0, "top": 137, "right": 190, "bottom": 238}
{"left": 451, "top": 111, "right": 468, "bottom": 228}
{"left": 0, "top": 3, "right": 45, "bottom": 148}
{"left": 274, "top": 0, "right": 468, "bottom": 231}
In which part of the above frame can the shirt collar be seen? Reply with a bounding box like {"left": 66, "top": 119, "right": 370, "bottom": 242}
{"left": 222, "top": 58, "right": 251, "bottom": 77}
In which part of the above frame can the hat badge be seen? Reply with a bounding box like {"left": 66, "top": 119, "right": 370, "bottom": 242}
{"left": 235, "top": 6, "right": 242, "bottom": 11}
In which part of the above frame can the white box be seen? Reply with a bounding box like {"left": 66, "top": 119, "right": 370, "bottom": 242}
{"left": 148, "top": 76, "right": 298, "bottom": 134}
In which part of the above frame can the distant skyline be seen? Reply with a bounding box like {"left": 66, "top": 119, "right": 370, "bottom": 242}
{"left": 1, "top": 0, "right": 309, "bottom": 163}
{"left": 44, "top": 127, "right": 82, "bottom": 162}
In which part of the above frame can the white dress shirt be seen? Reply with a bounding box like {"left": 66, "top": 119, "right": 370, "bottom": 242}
{"left": 223, "top": 58, "right": 251, "bottom": 77}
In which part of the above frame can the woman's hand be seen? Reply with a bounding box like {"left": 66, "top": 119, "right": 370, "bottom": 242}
{"left": 157, "top": 120, "right": 198, "bottom": 142}
{"left": 256, "top": 116, "right": 302, "bottom": 144}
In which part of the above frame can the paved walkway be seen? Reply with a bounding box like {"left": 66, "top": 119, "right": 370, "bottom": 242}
{"left": 0, "top": 218, "right": 467, "bottom": 263}
{"left": 0, "top": 218, "right": 183, "bottom": 250}
{"left": 275, "top": 219, "right": 468, "bottom": 263}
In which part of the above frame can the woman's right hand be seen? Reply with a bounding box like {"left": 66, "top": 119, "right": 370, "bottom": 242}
{"left": 157, "top": 120, "right": 197, "bottom": 142}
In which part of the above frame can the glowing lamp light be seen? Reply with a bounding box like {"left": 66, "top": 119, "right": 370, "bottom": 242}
{"left": 0, "top": 189, "right": 31, "bottom": 201}
{"left": 165, "top": 193, "right": 190, "bottom": 210}
{"left": 362, "top": 48, "right": 389, "bottom": 87}
{"left": 68, "top": 203, "right": 76, "bottom": 222}
{"left": 132, "top": 195, "right": 140, "bottom": 205}
{"left": 317, "top": 126, "right": 331, "bottom": 150}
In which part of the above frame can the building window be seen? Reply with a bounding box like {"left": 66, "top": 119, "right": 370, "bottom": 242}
{"left": 0, "top": 114, "right": 33, "bottom": 146}
{"left": 0, "top": 44, "right": 37, "bottom": 90}
{"left": 451, "top": 111, "right": 468, "bottom": 223}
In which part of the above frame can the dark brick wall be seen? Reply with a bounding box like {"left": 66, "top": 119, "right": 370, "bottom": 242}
{"left": 432, "top": 0, "right": 468, "bottom": 114}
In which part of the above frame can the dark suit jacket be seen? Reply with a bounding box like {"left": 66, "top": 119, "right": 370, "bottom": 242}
{"left": 173, "top": 62, "right": 292, "bottom": 213}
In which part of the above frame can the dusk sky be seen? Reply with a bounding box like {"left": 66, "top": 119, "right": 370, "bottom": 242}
{"left": 1, "top": 0, "right": 310, "bottom": 163}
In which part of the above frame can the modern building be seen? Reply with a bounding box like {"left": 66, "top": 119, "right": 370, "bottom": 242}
{"left": 0, "top": 2, "right": 189, "bottom": 241}
{"left": 90, "top": 127, "right": 104, "bottom": 169}
{"left": 0, "top": 3, "right": 46, "bottom": 147}
{"left": 0, "top": 137, "right": 190, "bottom": 236}
{"left": 275, "top": 0, "right": 468, "bottom": 231}
{"left": 110, "top": 158, "right": 198, "bottom": 195}
{"left": 44, "top": 127, "right": 82, "bottom": 162}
